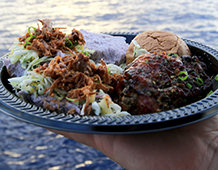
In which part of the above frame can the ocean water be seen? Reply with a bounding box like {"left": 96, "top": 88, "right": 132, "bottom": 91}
{"left": 0, "top": 0, "right": 218, "bottom": 169}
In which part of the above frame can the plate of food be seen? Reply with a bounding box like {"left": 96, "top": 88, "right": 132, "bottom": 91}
{"left": 1, "top": 19, "right": 218, "bottom": 134}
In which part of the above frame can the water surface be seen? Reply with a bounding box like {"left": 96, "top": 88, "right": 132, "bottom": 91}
{"left": 0, "top": 0, "right": 218, "bottom": 169}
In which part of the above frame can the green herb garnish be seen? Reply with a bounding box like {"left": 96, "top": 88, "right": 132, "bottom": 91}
{"left": 65, "top": 38, "right": 73, "bottom": 48}
{"left": 66, "top": 97, "right": 79, "bottom": 105}
{"left": 168, "top": 53, "right": 179, "bottom": 57}
{"left": 207, "top": 90, "right": 213, "bottom": 97}
{"left": 196, "top": 77, "right": 203, "bottom": 85}
{"left": 215, "top": 74, "right": 218, "bottom": 81}
{"left": 186, "top": 83, "right": 192, "bottom": 89}
{"left": 178, "top": 71, "right": 188, "bottom": 81}
{"left": 24, "top": 26, "right": 37, "bottom": 46}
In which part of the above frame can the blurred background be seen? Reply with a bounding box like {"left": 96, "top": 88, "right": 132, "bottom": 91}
{"left": 0, "top": 0, "right": 218, "bottom": 169}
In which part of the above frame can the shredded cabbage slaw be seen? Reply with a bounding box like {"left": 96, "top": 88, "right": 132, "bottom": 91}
{"left": 7, "top": 41, "right": 130, "bottom": 116}
{"left": 9, "top": 43, "right": 52, "bottom": 73}
{"left": 8, "top": 71, "right": 53, "bottom": 97}
{"left": 132, "top": 40, "right": 149, "bottom": 58}
{"left": 82, "top": 90, "right": 131, "bottom": 117}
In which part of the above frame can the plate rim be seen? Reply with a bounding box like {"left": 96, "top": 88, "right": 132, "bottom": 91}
{"left": 1, "top": 35, "right": 218, "bottom": 134}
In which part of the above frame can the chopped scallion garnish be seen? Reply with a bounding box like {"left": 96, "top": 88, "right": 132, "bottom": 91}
{"left": 186, "top": 83, "right": 192, "bottom": 89}
{"left": 24, "top": 26, "right": 37, "bottom": 46}
{"left": 25, "top": 37, "right": 33, "bottom": 45}
{"left": 178, "top": 71, "right": 188, "bottom": 81}
{"left": 66, "top": 97, "right": 79, "bottom": 105}
{"left": 207, "top": 90, "right": 213, "bottom": 97}
{"left": 65, "top": 38, "right": 73, "bottom": 48}
{"left": 215, "top": 74, "right": 218, "bottom": 81}
{"left": 196, "top": 77, "right": 203, "bottom": 85}
{"left": 28, "top": 26, "right": 37, "bottom": 38}
{"left": 168, "top": 53, "right": 179, "bottom": 57}
{"left": 107, "top": 67, "right": 112, "bottom": 75}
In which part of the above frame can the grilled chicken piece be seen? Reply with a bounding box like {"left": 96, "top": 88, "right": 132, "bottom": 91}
{"left": 115, "top": 52, "right": 212, "bottom": 115}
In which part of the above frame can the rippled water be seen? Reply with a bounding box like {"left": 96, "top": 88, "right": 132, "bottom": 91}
{"left": 0, "top": 0, "right": 218, "bottom": 169}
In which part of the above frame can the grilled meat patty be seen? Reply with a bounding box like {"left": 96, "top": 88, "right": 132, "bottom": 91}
{"left": 115, "top": 52, "right": 212, "bottom": 115}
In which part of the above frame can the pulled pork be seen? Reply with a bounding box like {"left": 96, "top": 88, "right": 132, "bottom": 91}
{"left": 18, "top": 19, "right": 85, "bottom": 56}
{"left": 34, "top": 53, "right": 117, "bottom": 115}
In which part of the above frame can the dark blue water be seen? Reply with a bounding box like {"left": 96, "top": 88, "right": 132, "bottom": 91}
{"left": 0, "top": 0, "right": 218, "bottom": 169}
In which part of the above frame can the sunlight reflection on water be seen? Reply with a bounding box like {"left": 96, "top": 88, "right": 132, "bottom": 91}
{"left": 0, "top": 0, "right": 218, "bottom": 169}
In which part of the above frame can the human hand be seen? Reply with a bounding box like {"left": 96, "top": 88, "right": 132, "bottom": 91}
{"left": 49, "top": 114, "right": 218, "bottom": 170}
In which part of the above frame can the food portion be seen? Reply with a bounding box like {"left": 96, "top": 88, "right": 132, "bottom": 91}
{"left": 3, "top": 19, "right": 213, "bottom": 116}
{"left": 126, "top": 30, "right": 192, "bottom": 64}
{"left": 80, "top": 29, "right": 128, "bottom": 65}
{"left": 18, "top": 19, "right": 86, "bottom": 57}
{"left": 4, "top": 19, "right": 130, "bottom": 116}
{"left": 115, "top": 52, "right": 212, "bottom": 115}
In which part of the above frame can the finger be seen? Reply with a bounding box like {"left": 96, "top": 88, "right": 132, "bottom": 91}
{"left": 47, "top": 128, "right": 105, "bottom": 148}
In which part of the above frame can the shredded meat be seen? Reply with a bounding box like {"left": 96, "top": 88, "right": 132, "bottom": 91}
{"left": 68, "top": 28, "right": 86, "bottom": 46}
{"left": 18, "top": 19, "right": 85, "bottom": 56}
{"left": 34, "top": 53, "right": 117, "bottom": 115}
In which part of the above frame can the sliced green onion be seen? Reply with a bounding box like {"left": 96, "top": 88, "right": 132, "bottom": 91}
{"left": 24, "top": 26, "right": 37, "bottom": 46}
{"left": 196, "top": 77, "right": 203, "bottom": 85}
{"left": 215, "top": 74, "right": 218, "bottom": 81}
{"left": 28, "top": 26, "right": 37, "bottom": 38}
{"left": 65, "top": 38, "right": 73, "bottom": 48}
{"left": 24, "top": 37, "right": 33, "bottom": 46}
{"left": 186, "top": 83, "right": 192, "bottom": 89}
{"left": 178, "top": 71, "right": 188, "bottom": 81}
{"left": 207, "top": 90, "right": 213, "bottom": 97}
{"left": 66, "top": 97, "right": 79, "bottom": 105}
{"left": 168, "top": 53, "right": 179, "bottom": 57}
{"left": 107, "top": 67, "right": 112, "bottom": 75}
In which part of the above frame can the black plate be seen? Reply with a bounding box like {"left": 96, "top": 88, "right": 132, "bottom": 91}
{"left": 1, "top": 33, "right": 218, "bottom": 134}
